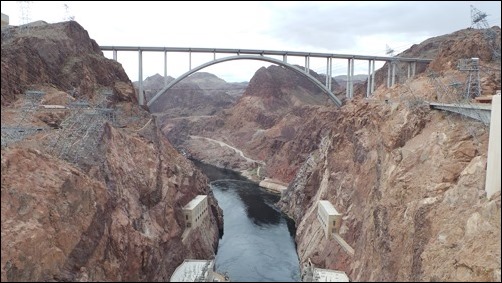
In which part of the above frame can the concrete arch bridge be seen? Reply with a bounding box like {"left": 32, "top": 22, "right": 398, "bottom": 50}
{"left": 99, "top": 46, "right": 432, "bottom": 107}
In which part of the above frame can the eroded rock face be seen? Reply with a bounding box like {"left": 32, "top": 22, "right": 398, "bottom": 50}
{"left": 1, "top": 21, "right": 221, "bottom": 281}
{"left": 278, "top": 98, "right": 500, "bottom": 282}
{"left": 1, "top": 21, "right": 134, "bottom": 106}
{"left": 1, "top": 123, "right": 221, "bottom": 282}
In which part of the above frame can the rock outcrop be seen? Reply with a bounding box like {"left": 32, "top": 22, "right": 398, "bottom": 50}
{"left": 278, "top": 96, "right": 500, "bottom": 281}
{"left": 1, "top": 21, "right": 221, "bottom": 281}
{"left": 1, "top": 21, "right": 134, "bottom": 106}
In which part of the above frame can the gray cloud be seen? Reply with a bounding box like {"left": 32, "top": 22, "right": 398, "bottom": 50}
{"left": 266, "top": 1, "right": 501, "bottom": 50}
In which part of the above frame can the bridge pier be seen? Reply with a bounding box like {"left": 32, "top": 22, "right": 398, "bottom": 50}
{"left": 346, "top": 58, "right": 354, "bottom": 99}
{"left": 113, "top": 49, "right": 117, "bottom": 61}
{"left": 366, "top": 60, "right": 371, "bottom": 98}
{"left": 350, "top": 58, "right": 355, "bottom": 98}
{"left": 346, "top": 59, "right": 350, "bottom": 98}
{"left": 371, "top": 59, "right": 375, "bottom": 94}
{"left": 138, "top": 50, "right": 144, "bottom": 105}
{"left": 391, "top": 61, "right": 396, "bottom": 86}
{"left": 386, "top": 61, "right": 397, "bottom": 88}
{"left": 164, "top": 51, "right": 168, "bottom": 87}
{"left": 189, "top": 50, "right": 192, "bottom": 71}
{"left": 305, "top": 56, "right": 310, "bottom": 74}
{"left": 387, "top": 62, "right": 391, "bottom": 88}
{"left": 327, "top": 57, "right": 332, "bottom": 91}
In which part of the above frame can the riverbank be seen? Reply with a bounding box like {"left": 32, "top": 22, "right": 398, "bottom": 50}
{"left": 258, "top": 178, "right": 289, "bottom": 195}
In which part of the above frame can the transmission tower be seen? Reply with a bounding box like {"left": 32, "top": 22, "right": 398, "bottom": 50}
{"left": 470, "top": 5, "right": 500, "bottom": 60}
{"left": 385, "top": 44, "right": 395, "bottom": 57}
{"left": 457, "top": 58, "right": 481, "bottom": 99}
{"left": 18, "top": 1, "right": 31, "bottom": 24}
{"left": 470, "top": 5, "right": 489, "bottom": 29}
{"left": 63, "top": 3, "right": 75, "bottom": 21}
{"left": 17, "top": 1, "right": 32, "bottom": 35}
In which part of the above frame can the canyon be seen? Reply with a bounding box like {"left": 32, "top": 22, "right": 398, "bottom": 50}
{"left": 1, "top": 18, "right": 500, "bottom": 282}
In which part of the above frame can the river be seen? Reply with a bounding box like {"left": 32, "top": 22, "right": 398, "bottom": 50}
{"left": 193, "top": 160, "right": 301, "bottom": 282}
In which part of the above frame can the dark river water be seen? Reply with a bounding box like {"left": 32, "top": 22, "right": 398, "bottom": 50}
{"left": 193, "top": 161, "right": 301, "bottom": 282}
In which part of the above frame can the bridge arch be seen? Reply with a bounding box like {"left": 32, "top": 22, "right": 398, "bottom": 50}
{"left": 146, "top": 55, "right": 343, "bottom": 108}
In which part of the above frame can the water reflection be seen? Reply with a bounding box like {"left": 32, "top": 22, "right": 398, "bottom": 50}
{"left": 193, "top": 161, "right": 300, "bottom": 282}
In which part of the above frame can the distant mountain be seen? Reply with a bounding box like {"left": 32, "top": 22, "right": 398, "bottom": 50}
{"left": 134, "top": 72, "right": 248, "bottom": 116}
{"left": 333, "top": 74, "right": 368, "bottom": 84}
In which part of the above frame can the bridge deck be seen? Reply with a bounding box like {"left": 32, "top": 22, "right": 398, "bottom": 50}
{"left": 100, "top": 46, "right": 432, "bottom": 62}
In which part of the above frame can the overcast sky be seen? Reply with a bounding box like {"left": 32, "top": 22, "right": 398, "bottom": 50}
{"left": 2, "top": 1, "right": 501, "bottom": 82}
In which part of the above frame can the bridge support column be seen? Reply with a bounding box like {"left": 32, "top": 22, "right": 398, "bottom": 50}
{"left": 326, "top": 58, "right": 330, "bottom": 87}
{"left": 485, "top": 94, "right": 501, "bottom": 199}
{"left": 387, "top": 62, "right": 391, "bottom": 88}
{"left": 407, "top": 62, "right": 411, "bottom": 79}
{"left": 328, "top": 57, "right": 333, "bottom": 91}
{"left": 113, "top": 50, "right": 117, "bottom": 61}
{"left": 189, "top": 50, "right": 192, "bottom": 71}
{"left": 350, "top": 58, "right": 354, "bottom": 98}
{"left": 366, "top": 60, "right": 371, "bottom": 98}
{"left": 391, "top": 61, "right": 396, "bottom": 87}
{"left": 371, "top": 59, "right": 375, "bottom": 94}
{"left": 138, "top": 50, "right": 144, "bottom": 105}
{"left": 412, "top": 61, "right": 416, "bottom": 77}
{"left": 346, "top": 59, "right": 351, "bottom": 98}
{"left": 346, "top": 58, "right": 354, "bottom": 99}
{"left": 283, "top": 54, "right": 287, "bottom": 63}
{"left": 305, "top": 56, "right": 310, "bottom": 74}
{"left": 164, "top": 51, "right": 168, "bottom": 87}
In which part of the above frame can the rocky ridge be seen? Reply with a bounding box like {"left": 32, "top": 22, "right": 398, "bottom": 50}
{"left": 1, "top": 21, "right": 221, "bottom": 281}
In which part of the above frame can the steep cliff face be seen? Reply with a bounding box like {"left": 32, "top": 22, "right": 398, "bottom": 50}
{"left": 1, "top": 124, "right": 220, "bottom": 281}
{"left": 1, "top": 21, "right": 221, "bottom": 281}
{"left": 1, "top": 21, "right": 134, "bottom": 106}
{"left": 278, "top": 81, "right": 500, "bottom": 282}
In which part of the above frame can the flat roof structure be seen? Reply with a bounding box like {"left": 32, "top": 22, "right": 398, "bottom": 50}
{"left": 318, "top": 200, "right": 340, "bottom": 215}
{"left": 312, "top": 268, "right": 350, "bottom": 282}
{"left": 184, "top": 195, "right": 207, "bottom": 210}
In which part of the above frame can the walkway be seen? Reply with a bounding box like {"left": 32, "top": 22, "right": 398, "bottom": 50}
{"left": 429, "top": 102, "right": 492, "bottom": 124}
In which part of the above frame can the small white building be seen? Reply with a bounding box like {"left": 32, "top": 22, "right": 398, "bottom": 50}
{"left": 317, "top": 200, "right": 342, "bottom": 237}
{"left": 183, "top": 195, "right": 208, "bottom": 229}
{"left": 312, "top": 268, "right": 350, "bottom": 282}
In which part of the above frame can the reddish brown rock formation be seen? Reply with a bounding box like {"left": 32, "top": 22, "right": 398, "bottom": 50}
{"left": 1, "top": 21, "right": 221, "bottom": 281}
{"left": 278, "top": 96, "right": 500, "bottom": 281}
{"left": 1, "top": 21, "right": 134, "bottom": 106}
